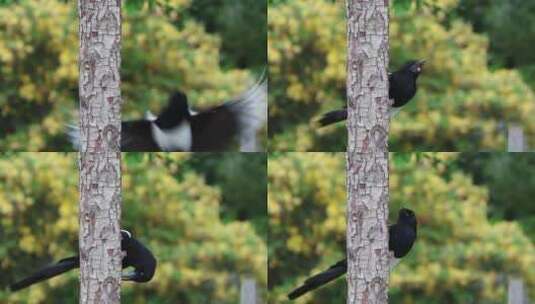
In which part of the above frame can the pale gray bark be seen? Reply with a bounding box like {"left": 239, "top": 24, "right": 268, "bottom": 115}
{"left": 507, "top": 124, "right": 525, "bottom": 152}
{"left": 507, "top": 277, "right": 527, "bottom": 304}
{"left": 78, "top": 1, "right": 122, "bottom": 303}
{"left": 239, "top": 277, "right": 257, "bottom": 304}
{"left": 345, "top": 0, "right": 390, "bottom": 303}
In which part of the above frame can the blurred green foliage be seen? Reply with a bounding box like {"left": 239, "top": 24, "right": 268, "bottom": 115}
{"left": 268, "top": 0, "right": 535, "bottom": 151}
{"left": 0, "top": 0, "right": 263, "bottom": 151}
{"left": 0, "top": 153, "right": 267, "bottom": 303}
{"left": 186, "top": 0, "right": 266, "bottom": 69}
{"left": 455, "top": 153, "right": 535, "bottom": 243}
{"left": 124, "top": 0, "right": 267, "bottom": 69}
{"left": 455, "top": 1, "right": 535, "bottom": 91}
{"left": 184, "top": 153, "right": 267, "bottom": 242}
{"left": 456, "top": 0, "right": 535, "bottom": 68}
{"left": 268, "top": 153, "right": 535, "bottom": 303}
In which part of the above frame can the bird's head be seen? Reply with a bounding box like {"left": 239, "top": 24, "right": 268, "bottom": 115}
{"left": 155, "top": 90, "right": 190, "bottom": 129}
{"left": 169, "top": 91, "right": 189, "bottom": 113}
{"left": 120, "top": 229, "right": 132, "bottom": 248}
{"left": 398, "top": 208, "right": 417, "bottom": 226}
{"left": 402, "top": 59, "right": 426, "bottom": 76}
{"left": 120, "top": 229, "right": 132, "bottom": 239}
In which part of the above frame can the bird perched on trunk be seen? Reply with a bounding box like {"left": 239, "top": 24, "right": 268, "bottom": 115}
{"left": 68, "top": 75, "right": 267, "bottom": 152}
{"left": 317, "top": 60, "right": 425, "bottom": 126}
{"left": 287, "top": 208, "right": 417, "bottom": 300}
{"left": 10, "top": 230, "right": 156, "bottom": 291}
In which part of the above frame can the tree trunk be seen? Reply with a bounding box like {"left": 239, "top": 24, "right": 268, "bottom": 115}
{"left": 507, "top": 124, "right": 525, "bottom": 152}
{"left": 78, "top": 1, "right": 123, "bottom": 303}
{"left": 240, "top": 277, "right": 257, "bottom": 304}
{"left": 345, "top": 1, "right": 390, "bottom": 303}
{"left": 507, "top": 277, "right": 526, "bottom": 304}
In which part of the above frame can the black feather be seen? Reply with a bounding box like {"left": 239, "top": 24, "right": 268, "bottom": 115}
{"left": 10, "top": 257, "right": 79, "bottom": 291}
{"left": 121, "top": 120, "right": 160, "bottom": 151}
{"left": 9, "top": 231, "right": 156, "bottom": 291}
{"left": 288, "top": 260, "right": 346, "bottom": 300}
{"left": 287, "top": 208, "right": 417, "bottom": 300}
{"left": 317, "top": 109, "right": 347, "bottom": 127}
{"left": 154, "top": 91, "right": 190, "bottom": 129}
{"left": 68, "top": 76, "right": 266, "bottom": 152}
{"left": 317, "top": 59, "right": 425, "bottom": 127}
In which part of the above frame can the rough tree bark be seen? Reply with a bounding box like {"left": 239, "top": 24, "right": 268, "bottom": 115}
{"left": 345, "top": 0, "right": 390, "bottom": 304}
{"left": 78, "top": 1, "right": 122, "bottom": 303}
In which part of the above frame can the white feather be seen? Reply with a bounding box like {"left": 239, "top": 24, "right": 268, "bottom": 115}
{"left": 228, "top": 74, "right": 267, "bottom": 152}
{"left": 151, "top": 120, "right": 192, "bottom": 151}
{"left": 120, "top": 229, "right": 132, "bottom": 238}
{"left": 66, "top": 123, "right": 81, "bottom": 150}
{"left": 144, "top": 111, "right": 157, "bottom": 121}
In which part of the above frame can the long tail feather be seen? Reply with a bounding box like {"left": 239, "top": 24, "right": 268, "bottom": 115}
{"left": 288, "top": 254, "right": 401, "bottom": 300}
{"left": 288, "top": 259, "right": 347, "bottom": 300}
{"left": 317, "top": 109, "right": 347, "bottom": 127}
{"left": 10, "top": 256, "right": 79, "bottom": 292}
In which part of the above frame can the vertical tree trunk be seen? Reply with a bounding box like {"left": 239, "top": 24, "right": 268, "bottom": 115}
{"left": 345, "top": 1, "right": 390, "bottom": 304}
{"left": 507, "top": 124, "right": 525, "bottom": 152}
{"left": 507, "top": 277, "right": 526, "bottom": 304}
{"left": 240, "top": 277, "right": 257, "bottom": 304}
{"left": 78, "top": 1, "right": 122, "bottom": 303}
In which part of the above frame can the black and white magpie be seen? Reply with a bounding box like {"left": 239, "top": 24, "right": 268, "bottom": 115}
{"left": 10, "top": 230, "right": 156, "bottom": 291}
{"left": 68, "top": 75, "right": 267, "bottom": 152}
{"left": 287, "top": 208, "right": 417, "bottom": 300}
{"left": 317, "top": 60, "right": 425, "bottom": 126}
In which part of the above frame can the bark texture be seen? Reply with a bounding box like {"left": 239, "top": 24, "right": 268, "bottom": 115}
{"left": 345, "top": 0, "right": 390, "bottom": 303}
{"left": 78, "top": 1, "right": 122, "bottom": 303}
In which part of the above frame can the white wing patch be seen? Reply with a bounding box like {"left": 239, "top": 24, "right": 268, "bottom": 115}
{"left": 144, "top": 111, "right": 157, "bottom": 121}
{"left": 151, "top": 120, "right": 192, "bottom": 151}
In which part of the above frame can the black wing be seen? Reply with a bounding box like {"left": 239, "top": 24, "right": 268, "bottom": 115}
{"left": 388, "top": 223, "right": 416, "bottom": 258}
{"left": 388, "top": 71, "right": 417, "bottom": 108}
{"left": 189, "top": 104, "right": 240, "bottom": 151}
{"left": 122, "top": 237, "right": 157, "bottom": 282}
{"left": 121, "top": 120, "right": 161, "bottom": 152}
{"left": 190, "top": 78, "right": 266, "bottom": 151}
